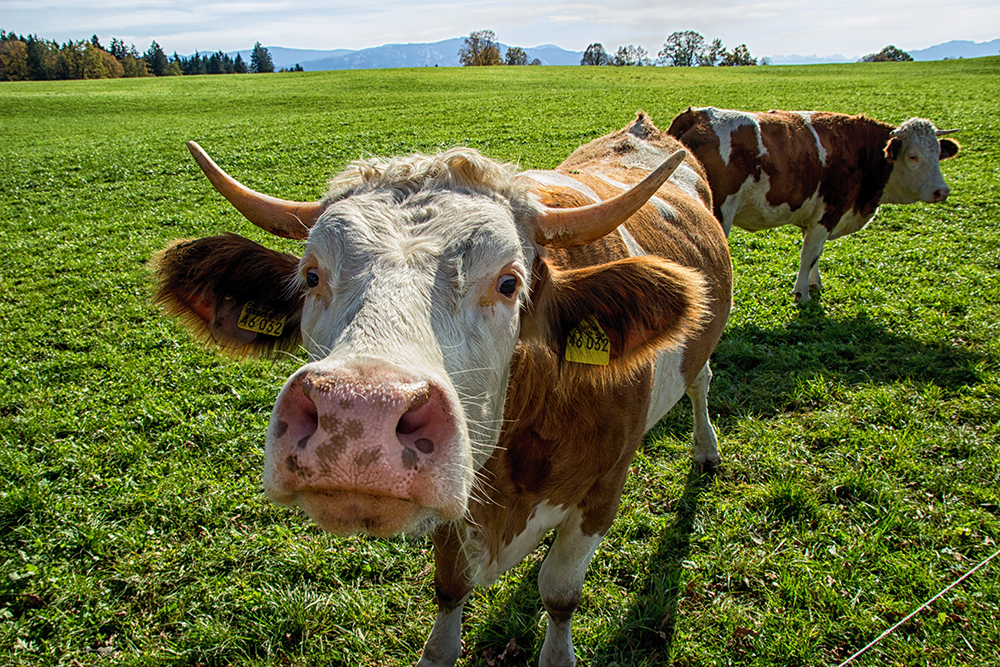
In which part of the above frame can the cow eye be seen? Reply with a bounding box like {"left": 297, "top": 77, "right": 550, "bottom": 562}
{"left": 909, "top": 154, "right": 919, "bottom": 163}
{"left": 305, "top": 268, "right": 320, "bottom": 288}
{"left": 496, "top": 274, "right": 518, "bottom": 298}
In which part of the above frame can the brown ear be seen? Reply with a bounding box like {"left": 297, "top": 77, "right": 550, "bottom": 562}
{"left": 152, "top": 233, "right": 304, "bottom": 356}
{"left": 884, "top": 137, "right": 902, "bottom": 162}
{"left": 521, "top": 256, "right": 708, "bottom": 374}
{"left": 940, "top": 138, "right": 960, "bottom": 160}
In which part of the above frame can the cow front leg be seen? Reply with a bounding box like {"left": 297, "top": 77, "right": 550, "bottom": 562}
{"left": 537, "top": 508, "right": 603, "bottom": 667}
{"left": 687, "top": 360, "right": 719, "bottom": 468}
{"left": 418, "top": 524, "right": 473, "bottom": 667}
{"left": 418, "top": 598, "right": 468, "bottom": 667}
{"left": 794, "top": 223, "right": 829, "bottom": 302}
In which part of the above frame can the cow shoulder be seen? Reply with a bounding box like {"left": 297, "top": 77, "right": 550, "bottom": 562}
{"left": 152, "top": 233, "right": 304, "bottom": 355}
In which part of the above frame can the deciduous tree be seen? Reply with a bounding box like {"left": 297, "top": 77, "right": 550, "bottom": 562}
{"left": 505, "top": 46, "right": 528, "bottom": 66}
{"left": 720, "top": 44, "right": 757, "bottom": 66}
{"left": 862, "top": 45, "right": 913, "bottom": 62}
{"left": 581, "top": 43, "right": 611, "bottom": 66}
{"left": 459, "top": 30, "right": 502, "bottom": 66}
{"left": 612, "top": 44, "right": 651, "bottom": 66}
{"left": 658, "top": 30, "right": 705, "bottom": 67}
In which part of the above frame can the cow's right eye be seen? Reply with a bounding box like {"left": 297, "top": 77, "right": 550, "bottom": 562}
{"left": 305, "top": 268, "right": 320, "bottom": 288}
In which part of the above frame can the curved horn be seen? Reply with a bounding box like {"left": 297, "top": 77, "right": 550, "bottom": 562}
{"left": 935, "top": 128, "right": 960, "bottom": 137}
{"left": 187, "top": 141, "right": 325, "bottom": 240}
{"left": 534, "top": 149, "right": 687, "bottom": 248}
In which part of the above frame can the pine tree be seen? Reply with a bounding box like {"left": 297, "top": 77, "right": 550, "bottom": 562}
{"left": 250, "top": 42, "right": 273, "bottom": 73}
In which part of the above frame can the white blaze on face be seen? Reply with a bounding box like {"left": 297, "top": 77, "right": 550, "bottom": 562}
{"left": 881, "top": 118, "right": 951, "bottom": 205}
{"left": 262, "top": 186, "right": 536, "bottom": 533}
{"left": 698, "top": 107, "right": 768, "bottom": 166}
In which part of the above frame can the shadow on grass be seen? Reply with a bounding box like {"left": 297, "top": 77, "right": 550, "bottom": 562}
{"left": 710, "top": 305, "right": 984, "bottom": 421}
{"left": 587, "top": 464, "right": 714, "bottom": 666}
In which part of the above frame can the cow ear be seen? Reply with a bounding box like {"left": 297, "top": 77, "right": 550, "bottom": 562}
{"left": 884, "top": 137, "right": 902, "bottom": 162}
{"left": 940, "top": 138, "right": 960, "bottom": 160}
{"left": 152, "top": 233, "right": 304, "bottom": 356}
{"left": 521, "top": 256, "right": 708, "bottom": 373}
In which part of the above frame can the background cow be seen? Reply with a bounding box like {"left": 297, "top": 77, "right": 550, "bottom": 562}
{"left": 668, "top": 106, "right": 959, "bottom": 302}
{"left": 154, "top": 112, "right": 731, "bottom": 667}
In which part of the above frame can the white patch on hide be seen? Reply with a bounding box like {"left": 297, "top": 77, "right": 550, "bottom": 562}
{"left": 794, "top": 111, "right": 828, "bottom": 166}
{"left": 698, "top": 107, "right": 767, "bottom": 166}
{"left": 470, "top": 500, "right": 569, "bottom": 587}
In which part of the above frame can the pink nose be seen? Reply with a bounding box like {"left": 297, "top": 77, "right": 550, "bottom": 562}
{"left": 932, "top": 187, "right": 949, "bottom": 202}
{"left": 270, "top": 365, "right": 458, "bottom": 496}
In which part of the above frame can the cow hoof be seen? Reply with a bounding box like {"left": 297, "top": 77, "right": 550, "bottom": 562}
{"left": 696, "top": 458, "right": 719, "bottom": 476}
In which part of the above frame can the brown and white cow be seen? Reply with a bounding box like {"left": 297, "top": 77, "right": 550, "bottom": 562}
{"left": 153, "top": 112, "right": 731, "bottom": 666}
{"left": 667, "top": 106, "right": 959, "bottom": 301}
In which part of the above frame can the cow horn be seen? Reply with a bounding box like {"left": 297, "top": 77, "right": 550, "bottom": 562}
{"left": 187, "top": 141, "right": 325, "bottom": 240}
{"left": 533, "top": 149, "right": 687, "bottom": 248}
{"left": 935, "top": 128, "right": 960, "bottom": 137}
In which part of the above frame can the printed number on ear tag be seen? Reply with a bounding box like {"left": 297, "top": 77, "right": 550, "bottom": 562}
{"left": 565, "top": 315, "right": 611, "bottom": 366}
{"left": 237, "top": 302, "right": 286, "bottom": 337}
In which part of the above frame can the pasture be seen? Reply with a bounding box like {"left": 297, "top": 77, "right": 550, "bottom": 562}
{"left": 1, "top": 58, "right": 999, "bottom": 666}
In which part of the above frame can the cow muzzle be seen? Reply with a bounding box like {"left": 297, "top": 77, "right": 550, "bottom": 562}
{"left": 263, "top": 361, "right": 467, "bottom": 536}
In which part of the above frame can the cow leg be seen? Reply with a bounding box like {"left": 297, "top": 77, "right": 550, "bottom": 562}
{"left": 687, "top": 360, "right": 719, "bottom": 467}
{"left": 418, "top": 524, "right": 473, "bottom": 667}
{"left": 794, "top": 223, "right": 828, "bottom": 302}
{"left": 538, "top": 507, "right": 603, "bottom": 667}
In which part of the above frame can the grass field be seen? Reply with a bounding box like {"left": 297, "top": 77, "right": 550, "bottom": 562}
{"left": 1, "top": 59, "right": 999, "bottom": 666}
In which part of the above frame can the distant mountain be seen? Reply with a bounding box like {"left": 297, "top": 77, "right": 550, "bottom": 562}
{"left": 766, "top": 53, "right": 856, "bottom": 65}
{"left": 909, "top": 38, "right": 1000, "bottom": 61}
{"left": 768, "top": 38, "right": 1000, "bottom": 65}
{"left": 225, "top": 37, "right": 998, "bottom": 71}
{"left": 226, "top": 40, "right": 583, "bottom": 70}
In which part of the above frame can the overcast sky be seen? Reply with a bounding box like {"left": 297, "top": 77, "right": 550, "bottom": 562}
{"left": 4, "top": 0, "right": 998, "bottom": 59}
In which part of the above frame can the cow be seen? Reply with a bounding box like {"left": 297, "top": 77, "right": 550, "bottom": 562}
{"left": 667, "top": 106, "right": 959, "bottom": 302}
{"left": 153, "top": 112, "right": 731, "bottom": 667}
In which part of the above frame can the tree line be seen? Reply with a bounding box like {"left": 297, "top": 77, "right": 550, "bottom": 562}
{"left": 0, "top": 31, "right": 287, "bottom": 81}
{"left": 582, "top": 31, "right": 762, "bottom": 67}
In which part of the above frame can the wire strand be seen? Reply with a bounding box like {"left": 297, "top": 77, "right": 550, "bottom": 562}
{"left": 838, "top": 545, "right": 1000, "bottom": 667}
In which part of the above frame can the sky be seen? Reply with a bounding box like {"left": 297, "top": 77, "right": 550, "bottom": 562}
{"left": 3, "top": 0, "right": 998, "bottom": 60}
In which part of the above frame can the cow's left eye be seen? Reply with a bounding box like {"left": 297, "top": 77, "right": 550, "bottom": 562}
{"left": 496, "top": 274, "right": 518, "bottom": 298}
{"left": 909, "top": 154, "right": 919, "bottom": 163}
{"left": 305, "top": 268, "right": 320, "bottom": 288}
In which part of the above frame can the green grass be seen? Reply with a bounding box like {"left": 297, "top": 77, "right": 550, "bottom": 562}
{"left": 1, "top": 59, "right": 999, "bottom": 666}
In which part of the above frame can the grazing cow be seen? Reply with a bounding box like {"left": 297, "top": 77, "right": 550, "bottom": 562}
{"left": 667, "top": 106, "right": 959, "bottom": 301}
{"left": 153, "top": 112, "right": 731, "bottom": 666}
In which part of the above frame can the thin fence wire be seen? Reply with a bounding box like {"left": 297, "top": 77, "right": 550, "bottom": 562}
{"left": 837, "top": 545, "right": 1000, "bottom": 667}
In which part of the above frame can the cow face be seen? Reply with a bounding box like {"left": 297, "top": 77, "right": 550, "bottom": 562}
{"left": 263, "top": 186, "right": 536, "bottom": 537}
{"left": 882, "top": 118, "right": 960, "bottom": 205}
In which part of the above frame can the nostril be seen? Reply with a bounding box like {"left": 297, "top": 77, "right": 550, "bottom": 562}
{"left": 278, "top": 376, "right": 318, "bottom": 448}
{"left": 935, "top": 188, "right": 949, "bottom": 202}
{"left": 396, "top": 387, "right": 430, "bottom": 435}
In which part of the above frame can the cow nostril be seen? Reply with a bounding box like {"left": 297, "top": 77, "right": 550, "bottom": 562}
{"left": 397, "top": 387, "right": 430, "bottom": 435}
{"left": 397, "top": 409, "right": 423, "bottom": 435}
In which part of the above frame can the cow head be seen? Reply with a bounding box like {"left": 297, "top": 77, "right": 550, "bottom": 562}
{"left": 154, "top": 143, "right": 706, "bottom": 537}
{"left": 882, "top": 118, "right": 960, "bottom": 204}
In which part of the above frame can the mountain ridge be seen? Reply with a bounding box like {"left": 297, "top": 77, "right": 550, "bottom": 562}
{"left": 227, "top": 37, "right": 999, "bottom": 70}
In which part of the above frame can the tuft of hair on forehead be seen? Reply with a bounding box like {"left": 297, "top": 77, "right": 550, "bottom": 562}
{"left": 321, "top": 147, "right": 539, "bottom": 227}
{"left": 893, "top": 117, "right": 939, "bottom": 140}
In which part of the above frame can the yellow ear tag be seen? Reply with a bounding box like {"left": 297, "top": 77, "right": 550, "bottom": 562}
{"left": 565, "top": 315, "right": 611, "bottom": 366}
{"left": 237, "top": 302, "right": 286, "bottom": 337}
